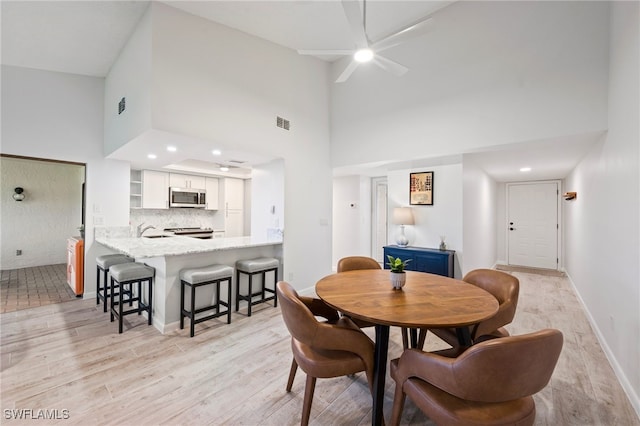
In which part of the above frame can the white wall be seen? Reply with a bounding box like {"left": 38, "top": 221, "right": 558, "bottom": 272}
{"left": 331, "top": 1, "right": 609, "bottom": 169}
{"left": 0, "top": 157, "right": 84, "bottom": 269}
{"left": 332, "top": 175, "right": 372, "bottom": 268}
{"left": 495, "top": 182, "right": 507, "bottom": 265}
{"left": 243, "top": 179, "right": 252, "bottom": 236}
{"left": 251, "top": 159, "right": 285, "bottom": 238}
{"left": 461, "top": 156, "right": 498, "bottom": 274}
{"left": 104, "top": 3, "right": 332, "bottom": 289}
{"left": 564, "top": 1, "right": 640, "bottom": 414}
{"left": 104, "top": 6, "right": 152, "bottom": 155}
{"left": 1, "top": 65, "right": 130, "bottom": 297}
{"left": 387, "top": 164, "right": 463, "bottom": 277}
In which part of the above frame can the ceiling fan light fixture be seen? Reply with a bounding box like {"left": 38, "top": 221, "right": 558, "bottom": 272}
{"left": 354, "top": 48, "right": 374, "bottom": 63}
{"left": 298, "top": 0, "right": 433, "bottom": 82}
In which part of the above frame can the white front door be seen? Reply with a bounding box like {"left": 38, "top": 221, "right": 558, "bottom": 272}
{"left": 507, "top": 182, "right": 559, "bottom": 269}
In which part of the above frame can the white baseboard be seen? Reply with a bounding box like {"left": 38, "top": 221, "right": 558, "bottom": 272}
{"left": 565, "top": 271, "right": 640, "bottom": 420}
{"left": 155, "top": 318, "right": 180, "bottom": 334}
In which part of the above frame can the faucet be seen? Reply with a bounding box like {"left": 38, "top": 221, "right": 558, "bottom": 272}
{"left": 136, "top": 223, "right": 156, "bottom": 237}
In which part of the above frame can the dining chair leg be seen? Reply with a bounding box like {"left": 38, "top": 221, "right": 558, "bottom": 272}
{"left": 286, "top": 358, "right": 298, "bottom": 392}
{"left": 417, "top": 328, "right": 428, "bottom": 349}
{"left": 301, "top": 375, "right": 317, "bottom": 426}
{"left": 390, "top": 382, "right": 406, "bottom": 426}
{"left": 401, "top": 327, "right": 409, "bottom": 350}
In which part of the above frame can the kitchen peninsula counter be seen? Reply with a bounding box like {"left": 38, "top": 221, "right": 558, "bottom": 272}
{"left": 96, "top": 235, "right": 283, "bottom": 259}
{"left": 96, "top": 234, "right": 283, "bottom": 334}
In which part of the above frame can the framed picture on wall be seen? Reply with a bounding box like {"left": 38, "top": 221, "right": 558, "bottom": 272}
{"left": 410, "top": 171, "right": 434, "bottom": 205}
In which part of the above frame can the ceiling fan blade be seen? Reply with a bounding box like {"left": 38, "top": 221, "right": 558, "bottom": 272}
{"left": 373, "top": 55, "right": 409, "bottom": 77}
{"left": 371, "top": 17, "right": 434, "bottom": 53}
{"left": 297, "top": 49, "right": 353, "bottom": 56}
{"left": 341, "top": 0, "right": 369, "bottom": 49}
{"left": 336, "top": 60, "right": 360, "bottom": 83}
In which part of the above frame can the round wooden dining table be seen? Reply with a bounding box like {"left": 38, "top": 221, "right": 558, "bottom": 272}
{"left": 316, "top": 269, "right": 499, "bottom": 426}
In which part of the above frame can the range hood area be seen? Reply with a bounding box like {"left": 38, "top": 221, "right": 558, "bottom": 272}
{"left": 130, "top": 172, "right": 252, "bottom": 239}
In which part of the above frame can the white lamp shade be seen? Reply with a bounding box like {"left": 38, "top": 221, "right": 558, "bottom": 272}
{"left": 393, "top": 207, "right": 414, "bottom": 225}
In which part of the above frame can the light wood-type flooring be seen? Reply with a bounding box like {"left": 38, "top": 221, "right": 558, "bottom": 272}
{"left": 1, "top": 271, "right": 638, "bottom": 425}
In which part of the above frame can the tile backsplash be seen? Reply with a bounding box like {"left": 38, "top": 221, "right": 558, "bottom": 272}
{"left": 129, "top": 208, "right": 224, "bottom": 231}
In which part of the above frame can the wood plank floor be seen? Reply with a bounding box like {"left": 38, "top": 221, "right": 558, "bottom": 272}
{"left": 1, "top": 271, "right": 638, "bottom": 425}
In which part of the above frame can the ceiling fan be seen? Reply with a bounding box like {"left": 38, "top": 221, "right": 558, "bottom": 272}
{"left": 297, "top": 0, "right": 434, "bottom": 83}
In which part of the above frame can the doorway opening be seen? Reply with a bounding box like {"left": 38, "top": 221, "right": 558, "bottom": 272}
{"left": 0, "top": 154, "right": 86, "bottom": 313}
{"left": 506, "top": 181, "right": 560, "bottom": 270}
{"left": 371, "top": 177, "right": 388, "bottom": 263}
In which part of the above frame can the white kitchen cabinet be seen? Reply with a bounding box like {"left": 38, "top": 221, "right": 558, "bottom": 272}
{"left": 220, "top": 178, "right": 245, "bottom": 236}
{"left": 142, "top": 170, "right": 169, "bottom": 209}
{"left": 223, "top": 178, "right": 244, "bottom": 210}
{"left": 130, "top": 169, "right": 142, "bottom": 209}
{"left": 224, "top": 209, "right": 244, "bottom": 237}
{"left": 205, "top": 177, "right": 219, "bottom": 210}
{"left": 169, "top": 173, "right": 206, "bottom": 189}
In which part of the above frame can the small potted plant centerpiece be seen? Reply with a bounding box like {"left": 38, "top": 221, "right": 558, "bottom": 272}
{"left": 387, "top": 255, "right": 411, "bottom": 290}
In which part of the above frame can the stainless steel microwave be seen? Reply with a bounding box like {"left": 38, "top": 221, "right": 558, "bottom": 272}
{"left": 169, "top": 187, "right": 206, "bottom": 208}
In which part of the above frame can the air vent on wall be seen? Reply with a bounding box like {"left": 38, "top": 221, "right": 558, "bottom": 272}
{"left": 276, "top": 116, "right": 290, "bottom": 131}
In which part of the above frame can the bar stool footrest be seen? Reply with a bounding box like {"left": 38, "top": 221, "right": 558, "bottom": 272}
{"left": 179, "top": 265, "right": 234, "bottom": 337}
{"left": 235, "top": 258, "right": 279, "bottom": 317}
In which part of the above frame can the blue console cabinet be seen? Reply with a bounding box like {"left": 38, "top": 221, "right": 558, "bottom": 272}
{"left": 383, "top": 245, "right": 455, "bottom": 278}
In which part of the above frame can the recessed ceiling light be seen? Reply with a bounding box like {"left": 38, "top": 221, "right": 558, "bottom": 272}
{"left": 354, "top": 48, "right": 374, "bottom": 63}
{"left": 148, "top": 154, "right": 157, "bottom": 159}
{"left": 212, "top": 149, "right": 222, "bottom": 156}
{"left": 220, "top": 166, "right": 229, "bottom": 172}
{"left": 520, "top": 167, "right": 531, "bottom": 172}
{"left": 167, "top": 146, "right": 177, "bottom": 152}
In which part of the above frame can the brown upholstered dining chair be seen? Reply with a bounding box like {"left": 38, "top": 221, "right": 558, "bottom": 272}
{"left": 277, "top": 281, "right": 375, "bottom": 426}
{"left": 336, "top": 256, "right": 380, "bottom": 329}
{"left": 337, "top": 255, "right": 382, "bottom": 272}
{"left": 390, "top": 329, "right": 563, "bottom": 426}
{"left": 418, "top": 268, "right": 520, "bottom": 349}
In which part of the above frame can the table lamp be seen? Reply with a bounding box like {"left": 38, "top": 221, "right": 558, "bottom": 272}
{"left": 393, "top": 207, "right": 414, "bottom": 247}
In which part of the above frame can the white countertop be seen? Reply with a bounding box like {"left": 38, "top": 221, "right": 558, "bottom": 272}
{"left": 96, "top": 235, "right": 283, "bottom": 258}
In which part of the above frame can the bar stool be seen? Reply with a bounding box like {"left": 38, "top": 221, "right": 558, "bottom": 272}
{"left": 180, "top": 264, "right": 233, "bottom": 337}
{"left": 235, "top": 257, "right": 279, "bottom": 317}
{"left": 96, "top": 254, "right": 134, "bottom": 312}
{"left": 109, "top": 263, "right": 155, "bottom": 334}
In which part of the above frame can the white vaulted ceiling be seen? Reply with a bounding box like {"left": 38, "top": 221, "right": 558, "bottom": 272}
{"left": 1, "top": 0, "right": 452, "bottom": 77}
{"left": 1, "top": 1, "right": 150, "bottom": 77}
{"left": 1, "top": 0, "right": 603, "bottom": 181}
